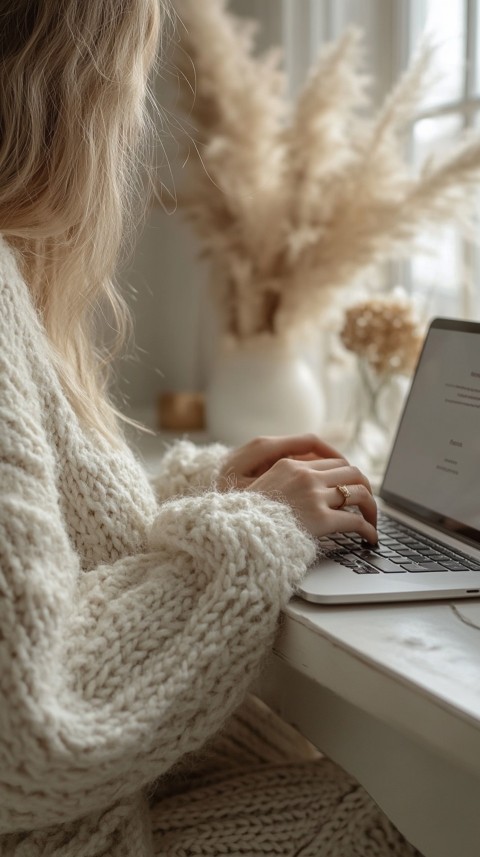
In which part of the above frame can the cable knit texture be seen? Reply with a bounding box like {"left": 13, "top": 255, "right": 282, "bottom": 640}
{"left": 149, "top": 439, "right": 230, "bottom": 502}
{"left": 0, "top": 234, "right": 421, "bottom": 857}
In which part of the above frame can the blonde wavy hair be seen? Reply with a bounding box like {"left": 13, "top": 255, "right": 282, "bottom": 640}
{"left": 0, "top": 0, "right": 166, "bottom": 443}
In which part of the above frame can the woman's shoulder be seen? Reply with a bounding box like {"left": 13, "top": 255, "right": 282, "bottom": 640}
{"left": 0, "top": 235, "right": 58, "bottom": 449}
{"left": 0, "top": 234, "right": 28, "bottom": 309}
{"left": 0, "top": 235, "right": 47, "bottom": 356}
{"left": 0, "top": 232, "right": 20, "bottom": 273}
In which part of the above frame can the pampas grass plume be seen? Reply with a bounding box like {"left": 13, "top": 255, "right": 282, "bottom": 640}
{"left": 168, "top": 1, "right": 480, "bottom": 340}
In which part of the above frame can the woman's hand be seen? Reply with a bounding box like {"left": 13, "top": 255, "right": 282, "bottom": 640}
{"left": 218, "top": 434, "right": 347, "bottom": 490}
{"left": 218, "top": 434, "right": 377, "bottom": 544}
{"left": 246, "top": 455, "right": 378, "bottom": 544}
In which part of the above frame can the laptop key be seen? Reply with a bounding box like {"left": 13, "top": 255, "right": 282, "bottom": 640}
{"left": 376, "top": 548, "right": 402, "bottom": 558}
{"left": 352, "top": 567, "right": 370, "bottom": 574}
{"left": 400, "top": 562, "right": 447, "bottom": 572}
{"left": 419, "top": 562, "right": 450, "bottom": 572}
{"left": 361, "top": 556, "right": 406, "bottom": 573}
{"left": 442, "top": 563, "right": 472, "bottom": 572}
{"left": 320, "top": 541, "right": 340, "bottom": 552}
{"left": 399, "top": 552, "right": 426, "bottom": 562}
{"left": 342, "top": 553, "right": 368, "bottom": 564}
{"left": 350, "top": 562, "right": 380, "bottom": 574}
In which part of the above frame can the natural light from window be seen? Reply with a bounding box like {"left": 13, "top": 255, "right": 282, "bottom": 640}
{"left": 408, "top": 0, "right": 478, "bottom": 318}
{"left": 283, "top": 0, "right": 480, "bottom": 319}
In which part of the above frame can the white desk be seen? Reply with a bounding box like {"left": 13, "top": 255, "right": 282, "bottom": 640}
{"left": 258, "top": 597, "right": 480, "bottom": 857}
{"left": 132, "top": 421, "right": 480, "bottom": 857}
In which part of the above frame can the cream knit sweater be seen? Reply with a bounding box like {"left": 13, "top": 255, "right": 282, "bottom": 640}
{"left": 0, "top": 237, "right": 422, "bottom": 857}
{"left": 0, "top": 236, "right": 319, "bottom": 852}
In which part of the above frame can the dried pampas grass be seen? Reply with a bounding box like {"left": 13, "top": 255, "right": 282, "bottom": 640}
{"left": 167, "top": 0, "right": 480, "bottom": 340}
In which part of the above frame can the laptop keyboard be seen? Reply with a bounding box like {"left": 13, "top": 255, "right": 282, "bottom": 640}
{"left": 318, "top": 511, "right": 480, "bottom": 574}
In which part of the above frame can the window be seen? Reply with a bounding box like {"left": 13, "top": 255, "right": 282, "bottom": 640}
{"left": 282, "top": 0, "right": 480, "bottom": 319}
{"left": 403, "top": 0, "right": 479, "bottom": 319}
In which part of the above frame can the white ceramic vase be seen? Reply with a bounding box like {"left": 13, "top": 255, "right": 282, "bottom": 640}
{"left": 205, "top": 337, "right": 326, "bottom": 446}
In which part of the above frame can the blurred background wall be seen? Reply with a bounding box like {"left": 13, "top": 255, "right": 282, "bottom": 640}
{"left": 112, "top": 1, "right": 397, "bottom": 421}
{"left": 114, "top": 0, "right": 472, "bottom": 421}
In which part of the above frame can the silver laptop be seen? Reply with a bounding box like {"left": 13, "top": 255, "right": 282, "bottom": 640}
{"left": 298, "top": 317, "right": 480, "bottom": 604}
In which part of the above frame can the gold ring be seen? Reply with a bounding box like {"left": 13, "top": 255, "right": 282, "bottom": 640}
{"left": 335, "top": 484, "right": 351, "bottom": 508}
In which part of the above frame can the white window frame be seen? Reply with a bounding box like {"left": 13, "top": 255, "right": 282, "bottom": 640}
{"left": 395, "top": 0, "right": 480, "bottom": 319}
{"left": 281, "top": 0, "right": 480, "bottom": 319}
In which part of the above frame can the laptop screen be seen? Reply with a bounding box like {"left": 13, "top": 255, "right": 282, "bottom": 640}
{"left": 380, "top": 317, "right": 480, "bottom": 546}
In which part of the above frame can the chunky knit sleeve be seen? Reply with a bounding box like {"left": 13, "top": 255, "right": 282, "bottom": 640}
{"left": 150, "top": 439, "right": 229, "bottom": 501}
{"left": 0, "top": 273, "right": 316, "bottom": 834}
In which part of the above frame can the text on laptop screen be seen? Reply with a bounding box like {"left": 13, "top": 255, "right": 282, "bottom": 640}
{"left": 381, "top": 322, "right": 480, "bottom": 535}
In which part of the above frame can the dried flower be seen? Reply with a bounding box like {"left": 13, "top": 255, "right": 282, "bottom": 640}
{"left": 340, "top": 295, "right": 423, "bottom": 375}
{"left": 167, "top": 1, "right": 480, "bottom": 341}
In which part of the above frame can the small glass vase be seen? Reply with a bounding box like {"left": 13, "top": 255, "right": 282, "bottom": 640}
{"left": 206, "top": 336, "right": 326, "bottom": 447}
{"left": 349, "top": 360, "right": 410, "bottom": 480}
